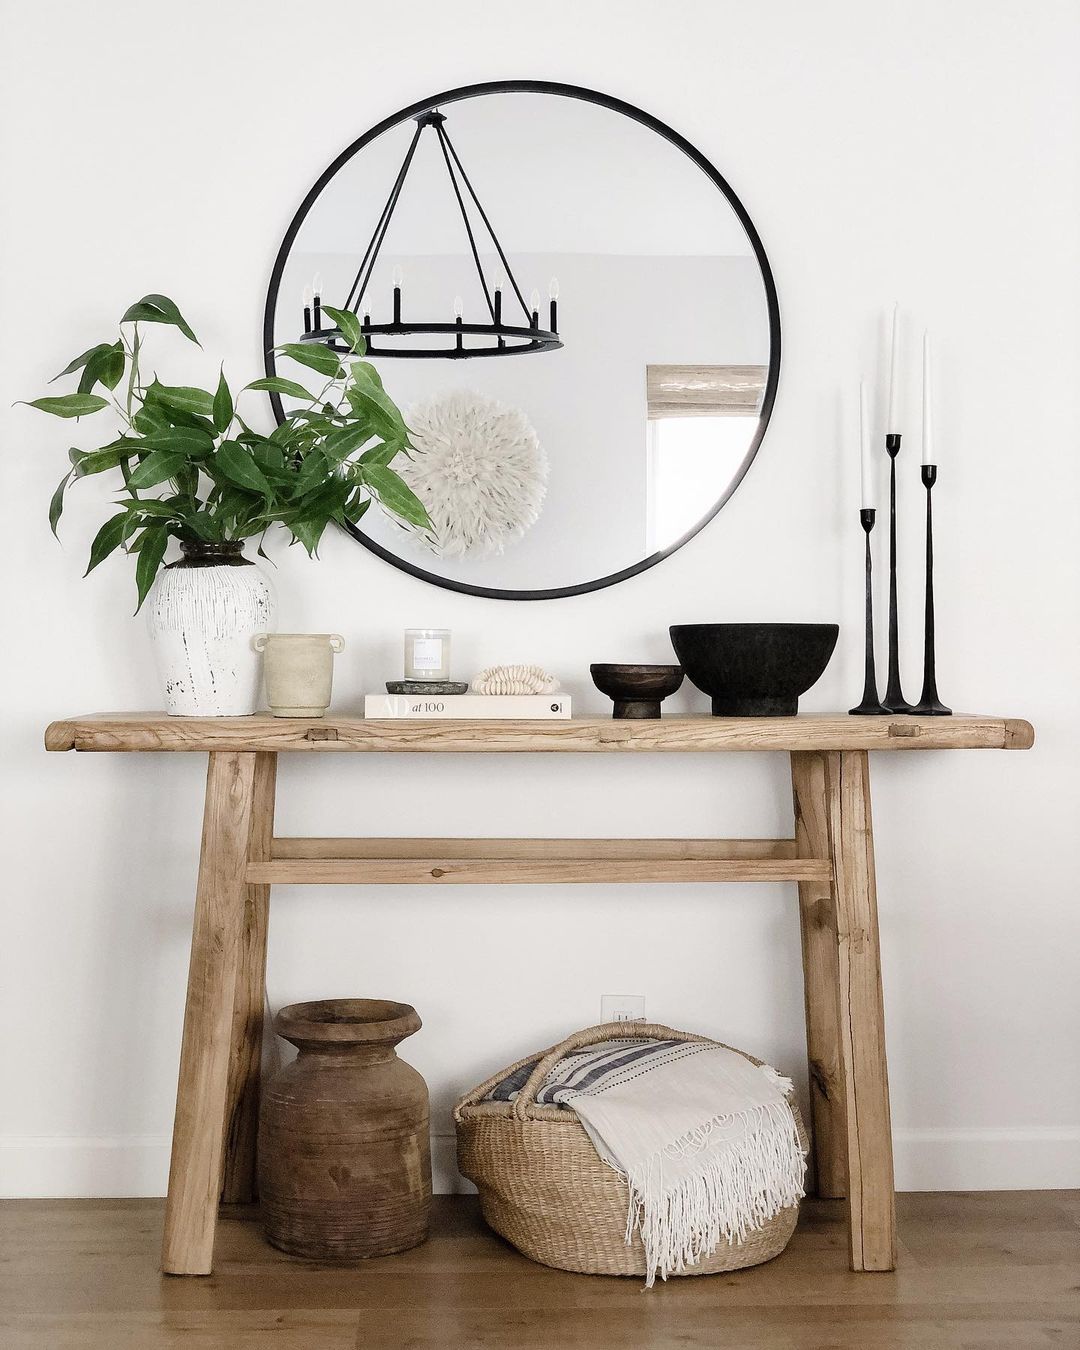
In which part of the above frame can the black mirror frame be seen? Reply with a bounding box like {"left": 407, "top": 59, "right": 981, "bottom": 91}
{"left": 263, "top": 79, "right": 781, "bottom": 602}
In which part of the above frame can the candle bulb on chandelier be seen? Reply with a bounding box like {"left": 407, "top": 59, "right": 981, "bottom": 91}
{"left": 549, "top": 276, "right": 559, "bottom": 332}
{"left": 453, "top": 295, "right": 464, "bottom": 352}
{"left": 530, "top": 288, "right": 541, "bottom": 328}
{"left": 392, "top": 265, "right": 403, "bottom": 325}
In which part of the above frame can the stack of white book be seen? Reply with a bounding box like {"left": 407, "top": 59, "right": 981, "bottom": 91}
{"left": 363, "top": 692, "right": 571, "bottom": 719}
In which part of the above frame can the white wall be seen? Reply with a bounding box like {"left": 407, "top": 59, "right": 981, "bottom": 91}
{"left": 1, "top": 0, "right": 1078, "bottom": 1197}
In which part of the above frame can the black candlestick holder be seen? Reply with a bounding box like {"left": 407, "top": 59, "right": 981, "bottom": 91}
{"left": 883, "top": 433, "right": 914, "bottom": 712}
{"left": 912, "top": 464, "right": 951, "bottom": 715}
{"left": 850, "top": 508, "right": 889, "bottom": 715}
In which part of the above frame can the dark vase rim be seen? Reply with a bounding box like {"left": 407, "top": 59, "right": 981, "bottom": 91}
{"left": 170, "top": 539, "right": 253, "bottom": 568}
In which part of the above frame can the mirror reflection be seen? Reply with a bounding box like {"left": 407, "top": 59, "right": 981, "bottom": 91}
{"left": 266, "top": 87, "right": 777, "bottom": 597}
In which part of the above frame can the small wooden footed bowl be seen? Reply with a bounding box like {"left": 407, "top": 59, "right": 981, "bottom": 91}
{"left": 590, "top": 664, "right": 684, "bottom": 719}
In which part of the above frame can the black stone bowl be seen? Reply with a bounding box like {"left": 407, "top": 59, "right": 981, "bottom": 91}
{"left": 669, "top": 623, "right": 839, "bottom": 717}
{"left": 590, "top": 664, "right": 684, "bottom": 719}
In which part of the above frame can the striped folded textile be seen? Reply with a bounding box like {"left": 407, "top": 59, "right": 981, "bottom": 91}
{"left": 486, "top": 1037, "right": 683, "bottom": 1106}
{"left": 486, "top": 1035, "right": 805, "bottom": 1286}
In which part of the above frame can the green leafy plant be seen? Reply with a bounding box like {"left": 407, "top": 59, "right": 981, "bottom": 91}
{"left": 26, "top": 294, "right": 430, "bottom": 607}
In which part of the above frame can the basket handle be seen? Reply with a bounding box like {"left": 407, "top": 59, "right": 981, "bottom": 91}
{"left": 512, "top": 1021, "right": 713, "bottom": 1121}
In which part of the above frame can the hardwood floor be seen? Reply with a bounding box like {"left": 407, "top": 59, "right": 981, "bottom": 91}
{"left": 1, "top": 1192, "right": 1077, "bottom": 1349}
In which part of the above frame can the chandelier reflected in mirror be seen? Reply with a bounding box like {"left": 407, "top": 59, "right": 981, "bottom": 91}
{"left": 300, "top": 109, "right": 562, "bottom": 360}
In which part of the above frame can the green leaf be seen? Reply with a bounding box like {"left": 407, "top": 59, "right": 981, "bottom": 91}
{"left": 135, "top": 526, "right": 169, "bottom": 610}
{"left": 126, "top": 322, "right": 141, "bottom": 418}
{"left": 321, "top": 421, "right": 374, "bottom": 464}
{"left": 49, "top": 469, "right": 74, "bottom": 537}
{"left": 293, "top": 450, "right": 329, "bottom": 497}
{"left": 321, "top": 305, "right": 364, "bottom": 354}
{"left": 344, "top": 494, "right": 371, "bottom": 525}
{"left": 72, "top": 448, "right": 124, "bottom": 477}
{"left": 126, "top": 450, "right": 187, "bottom": 490}
{"left": 362, "top": 464, "right": 430, "bottom": 529}
{"left": 145, "top": 382, "right": 215, "bottom": 416}
{"left": 212, "top": 367, "right": 233, "bottom": 434}
{"left": 96, "top": 435, "right": 147, "bottom": 456}
{"left": 121, "top": 510, "right": 144, "bottom": 546}
{"left": 276, "top": 342, "right": 343, "bottom": 378}
{"left": 136, "top": 427, "right": 214, "bottom": 457}
{"left": 251, "top": 441, "right": 286, "bottom": 475}
{"left": 345, "top": 377, "right": 407, "bottom": 443}
{"left": 133, "top": 402, "right": 170, "bottom": 435}
{"left": 51, "top": 343, "right": 112, "bottom": 383}
{"left": 242, "top": 376, "right": 317, "bottom": 401}
{"left": 359, "top": 440, "right": 402, "bottom": 468}
{"left": 84, "top": 512, "right": 129, "bottom": 576}
{"left": 24, "top": 393, "right": 109, "bottom": 418}
{"left": 117, "top": 499, "right": 184, "bottom": 519}
{"left": 288, "top": 512, "right": 330, "bottom": 556}
{"left": 121, "top": 294, "right": 199, "bottom": 345}
{"left": 174, "top": 462, "right": 200, "bottom": 498}
{"left": 183, "top": 510, "right": 220, "bottom": 541}
{"left": 78, "top": 343, "right": 126, "bottom": 394}
{"left": 100, "top": 345, "right": 126, "bottom": 390}
{"left": 214, "top": 441, "right": 273, "bottom": 497}
{"left": 351, "top": 359, "right": 384, "bottom": 390}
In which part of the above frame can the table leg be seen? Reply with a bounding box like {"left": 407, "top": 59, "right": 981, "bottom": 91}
{"left": 790, "top": 751, "right": 847, "bottom": 1199}
{"left": 162, "top": 751, "right": 258, "bottom": 1276}
{"left": 824, "top": 749, "right": 897, "bottom": 1271}
{"left": 221, "top": 752, "right": 277, "bottom": 1205}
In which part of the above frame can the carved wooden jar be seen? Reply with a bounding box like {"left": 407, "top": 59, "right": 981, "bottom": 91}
{"left": 258, "top": 999, "right": 431, "bottom": 1262}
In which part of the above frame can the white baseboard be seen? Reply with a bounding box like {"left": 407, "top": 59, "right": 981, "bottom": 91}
{"left": 0, "top": 1134, "right": 172, "bottom": 1198}
{"left": 3, "top": 1128, "right": 1077, "bottom": 1199}
{"left": 892, "top": 1127, "right": 1080, "bottom": 1191}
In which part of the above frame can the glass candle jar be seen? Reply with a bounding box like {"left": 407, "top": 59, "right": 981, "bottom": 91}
{"left": 404, "top": 629, "right": 451, "bottom": 681}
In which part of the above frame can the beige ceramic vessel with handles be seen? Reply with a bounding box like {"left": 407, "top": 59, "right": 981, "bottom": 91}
{"left": 253, "top": 632, "right": 344, "bottom": 717}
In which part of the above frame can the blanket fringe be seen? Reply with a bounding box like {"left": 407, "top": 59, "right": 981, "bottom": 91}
{"left": 624, "top": 1097, "right": 805, "bottom": 1288}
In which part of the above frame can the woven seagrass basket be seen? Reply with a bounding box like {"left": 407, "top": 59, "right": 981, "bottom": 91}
{"left": 454, "top": 1022, "right": 806, "bottom": 1278}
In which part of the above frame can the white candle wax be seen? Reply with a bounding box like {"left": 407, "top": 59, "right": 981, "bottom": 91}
{"left": 922, "top": 331, "right": 934, "bottom": 465}
{"left": 886, "top": 303, "right": 900, "bottom": 434}
{"left": 860, "top": 380, "right": 875, "bottom": 508}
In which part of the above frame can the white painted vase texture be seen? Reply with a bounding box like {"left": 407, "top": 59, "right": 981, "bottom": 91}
{"left": 146, "top": 563, "right": 276, "bottom": 716}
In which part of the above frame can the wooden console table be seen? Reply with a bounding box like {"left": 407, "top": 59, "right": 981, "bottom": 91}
{"left": 45, "top": 712, "right": 1033, "bottom": 1277}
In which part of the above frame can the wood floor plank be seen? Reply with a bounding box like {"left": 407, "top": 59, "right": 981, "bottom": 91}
{"left": 0, "top": 1194, "right": 1077, "bottom": 1349}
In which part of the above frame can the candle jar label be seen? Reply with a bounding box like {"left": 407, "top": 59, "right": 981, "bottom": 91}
{"left": 411, "top": 638, "right": 443, "bottom": 671}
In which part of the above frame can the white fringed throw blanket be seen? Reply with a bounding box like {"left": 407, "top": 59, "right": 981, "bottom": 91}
{"left": 490, "top": 1037, "right": 806, "bottom": 1286}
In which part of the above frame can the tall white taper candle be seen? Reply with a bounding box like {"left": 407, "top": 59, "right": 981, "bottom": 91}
{"left": 860, "top": 380, "right": 875, "bottom": 508}
{"left": 887, "top": 302, "right": 900, "bottom": 434}
{"left": 922, "top": 330, "right": 934, "bottom": 465}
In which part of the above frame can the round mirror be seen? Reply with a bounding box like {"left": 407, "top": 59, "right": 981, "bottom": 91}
{"left": 264, "top": 81, "right": 779, "bottom": 600}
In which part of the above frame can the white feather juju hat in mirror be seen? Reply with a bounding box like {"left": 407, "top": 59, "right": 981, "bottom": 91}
{"left": 394, "top": 391, "right": 548, "bottom": 559}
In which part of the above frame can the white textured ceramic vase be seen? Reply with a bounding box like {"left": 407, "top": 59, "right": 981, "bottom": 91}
{"left": 146, "top": 542, "right": 276, "bottom": 716}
